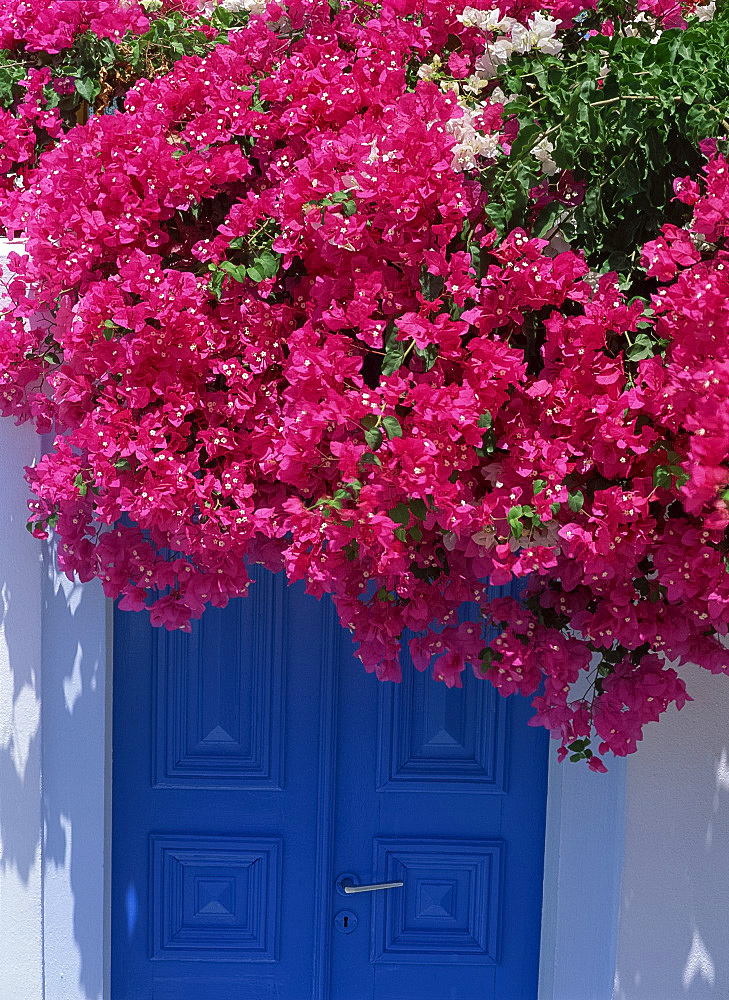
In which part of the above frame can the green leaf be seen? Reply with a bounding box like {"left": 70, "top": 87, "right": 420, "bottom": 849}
{"left": 247, "top": 250, "right": 280, "bottom": 283}
{"left": 220, "top": 261, "right": 248, "bottom": 282}
{"left": 533, "top": 479, "right": 547, "bottom": 495}
{"left": 508, "top": 121, "right": 542, "bottom": 161}
{"left": 568, "top": 490, "right": 584, "bottom": 513}
{"left": 478, "top": 411, "right": 492, "bottom": 429}
{"left": 75, "top": 76, "right": 99, "bottom": 103}
{"left": 409, "top": 498, "right": 428, "bottom": 520}
{"left": 415, "top": 343, "right": 438, "bottom": 371}
{"left": 394, "top": 526, "right": 408, "bottom": 542}
{"left": 626, "top": 332, "right": 657, "bottom": 361}
{"left": 381, "top": 415, "right": 402, "bottom": 439}
{"left": 479, "top": 648, "right": 494, "bottom": 673}
{"left": 568, "top": 738, "right": 590, "bottom": 752}
{"left": 409, "top": 524, "right": 423, "bottom": 543}
{"left": 533, "top": 201, "right": 568, "bottom": 240}
{"left": 481, "top": 428, "right": 497, "bottom": 455}
{"left": 653, "top": 465, "right": 672, "bottom": 489}
{"left": 207, "top": 265, "right": 226, "bottom": 299}
{"left": 388, "top": 502, "right": 410, "bottom": 525}
{"left": 381, "top": 337, "right": 406, "bottom": 377}
{"left": 365, "top": 427, "right": 383, "bottom": 451}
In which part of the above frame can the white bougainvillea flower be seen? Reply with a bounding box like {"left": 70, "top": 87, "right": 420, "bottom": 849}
{"left": 475, "top": 37, "right": 514, "bottom": 79}
{"left": 448, "top": 108, "right": 502, "bottom": 171}
{"left": 531, "top": 137, "right": 558, "bottom": 175}
{"left": 695, "top": 0, "right": 716, "bottom": 21}
{"left": 222, "top": 0, "right": 266, "bottom": 12}
{"left": 457, "top": 6, "right": 517, "bottom": 33}
{"left": 512, "top": 12, "right": 563, "bottom": 55}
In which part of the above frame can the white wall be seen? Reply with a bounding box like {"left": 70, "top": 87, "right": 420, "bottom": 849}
{"left": 0, "top": 238, "right": 109, "bottom": 1000}
{"left": 0, "top": 417, "right": 43, "bottom": 1000}
{"left": 0, "top": 413, "right": 109, "bottom": 1000}
{"left": 614, "top": 666, "right": 729, "bottom": 1000}
{"left": 42, "top": 541, "right": 108, "bottom": 1000}
{"left": 540, "top": 752, "right": 626, "bottom": 1000}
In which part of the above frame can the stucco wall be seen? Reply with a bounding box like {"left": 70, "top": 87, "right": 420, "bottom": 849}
{"left": 0, "top": 239, "right": 109, "bottom": 1000}
{"left": 0, "top": 416, "right": 43, "bottom": 1000}
{"left": 42, "top": 541, "right": 108, "bottom": 1000}
{"left": 0, "top": 412, "right": 109, "bottom": 1000}
{"left": 614, "top": 665, "right": 729, "bottom": 1000}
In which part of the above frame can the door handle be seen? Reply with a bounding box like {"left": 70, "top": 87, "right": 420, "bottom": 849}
{"left": 342, "top": 880, "right": 404, "bottom": 894}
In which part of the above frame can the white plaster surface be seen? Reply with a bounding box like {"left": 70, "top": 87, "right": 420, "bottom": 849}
{"left": 540, "top": 747, "right": 626, "bottom": 1000}
{"left": 0, "top": 417, "right": 43, "bottom": 1000}
{"left": 42, "top": 546, "right": 107, "bottom": 1000}
{"left": 614, "top": 664, "right": 729, "bottom": 1000}
{"left": 0, "top": 237, "right": 108, "bottom": 1000}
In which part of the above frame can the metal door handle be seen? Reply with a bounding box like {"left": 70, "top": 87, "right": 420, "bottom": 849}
{"left": 342, "top": 880, "right": 403, "bottom": 894}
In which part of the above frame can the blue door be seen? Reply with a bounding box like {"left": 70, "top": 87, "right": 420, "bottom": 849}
{"left": 112, "top": 569, "right": 548, "bottom": 999}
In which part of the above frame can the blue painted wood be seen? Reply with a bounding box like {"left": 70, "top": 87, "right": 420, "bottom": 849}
{"left": 112, "top": 570, "right": 548, "bottom": 999}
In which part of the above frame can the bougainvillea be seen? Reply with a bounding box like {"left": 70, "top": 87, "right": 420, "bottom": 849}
{"left": 1, "top": 0, "right": 728, "bottom": 770}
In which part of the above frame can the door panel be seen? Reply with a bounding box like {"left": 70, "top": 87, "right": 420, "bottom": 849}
{"left": 330, "top": 613, "right": 547, "bottom": 1000}
{"left": 112, "top": 570, "right": 548, "bottom": 999}
{"left": 112, "top": 570, "right": 324, "bottom": 999}
{"left": 153, "top": 575, "right": 285, "bottom": 790}
{"left": 375, "top": 662, "right": 507, "bottom": 792}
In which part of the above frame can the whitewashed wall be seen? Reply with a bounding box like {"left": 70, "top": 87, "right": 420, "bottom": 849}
{"left": 0, "top": 239, "right": 109, "bottom": 1000}
{"left": 0, "top": 415, "right": 109, "bottom": 1000}
{"left": 614, "top": 665, "right": 729, "bottom": 1000}
{"left": 0, "top": 426, "right": 109, "bottom": 1000}
{"left": 0, "top": 416, "right": 43, "bottom": 1000}
{"left": 42, "top": 538, "right": 109, "bottom": 1000}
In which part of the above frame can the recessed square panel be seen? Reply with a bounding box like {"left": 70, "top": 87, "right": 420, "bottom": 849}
{"left": 153, "top": 568, "right": 286, "bottom": 789}
{"left": 376, "top": 658, "right": 507, "bottom": 793}
{"left": 370, "top": 838, "right": 502, "bottom": 965}
{"left": 150, "top": 835, "right": 282, "bottom": 961}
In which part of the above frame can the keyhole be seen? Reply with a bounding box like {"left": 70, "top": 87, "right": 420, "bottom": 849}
{"left": 334, "top": 909, "right": 357, "bottom": 934}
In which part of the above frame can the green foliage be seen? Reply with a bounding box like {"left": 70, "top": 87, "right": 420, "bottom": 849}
{"left": 492, "top": 8, "right": 729, "bottom": 273}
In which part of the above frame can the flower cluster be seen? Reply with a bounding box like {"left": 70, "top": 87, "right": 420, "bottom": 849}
{"left": 0, "top": 0, "right": 226, "bottom": 200}
{"left": 0, "top": 0, "right": 728, "bottom": 770}
{"left": 0, "top": 0, "right": 198, "bottom": 53}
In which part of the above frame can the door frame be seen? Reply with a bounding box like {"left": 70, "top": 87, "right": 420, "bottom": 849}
{"left": 41, "top": 575, "right": 626, "bottom": 1000}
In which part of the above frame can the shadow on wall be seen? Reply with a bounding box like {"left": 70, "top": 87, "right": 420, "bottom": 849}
{"left": 613, "top": 665, "right": 729, "bottom": 1000}
{"left": 42, "top": 538, "right": 107, "bottom": 1000}
{"left": 0, "top": 416, "right": 43, "bottom": 998}
{"left": 0, "top": 546, "right": 42, "bottom": 887}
